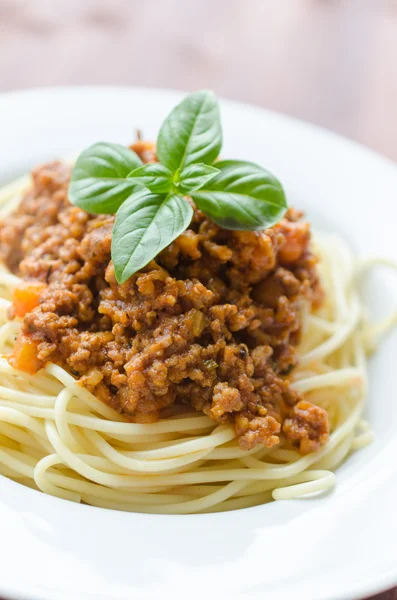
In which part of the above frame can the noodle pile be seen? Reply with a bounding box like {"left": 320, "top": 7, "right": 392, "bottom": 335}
{"left": 0, "top": 179, "right": 395, "bottom": 514}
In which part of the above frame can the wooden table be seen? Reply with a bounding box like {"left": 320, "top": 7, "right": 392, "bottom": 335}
{"left": 1, "top": 0, "right": 396, "bottom": 162}
{"left": 0, "top": 1, "right": 396, "bottom": 598}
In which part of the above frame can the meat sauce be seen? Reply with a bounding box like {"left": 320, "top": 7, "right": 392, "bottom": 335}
{"left": 0, "top": 143, "right": 329, "bottom": 452}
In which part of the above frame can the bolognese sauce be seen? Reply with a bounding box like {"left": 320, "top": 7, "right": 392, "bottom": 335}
{"left": 0, "top": 143, "right": 329, "bottom": 453}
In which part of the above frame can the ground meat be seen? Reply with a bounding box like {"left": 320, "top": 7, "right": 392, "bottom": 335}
{"left": 0, "top": 153, "right": 329, "bottom": 452}
{"left": 283, "top": 400, "right": 329, "bottom": 454}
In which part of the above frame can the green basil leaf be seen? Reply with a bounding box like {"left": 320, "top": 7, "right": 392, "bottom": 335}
{"left": 191, "top": 160, "right": 287, "bottom": 230}
{"left": 157, "top": 90, "right": 222, "bottom": 172}
{"left": 127, "top": 163, "right": 173, "bottom": 193}
{"left": 178, "top": 163, "right": 220, "bottom": 193}
{"left": 112, "top": 190, "right": 193, "bottom": 283}
{"left": 69, "top": 142, "right": 143, "bottom": 214}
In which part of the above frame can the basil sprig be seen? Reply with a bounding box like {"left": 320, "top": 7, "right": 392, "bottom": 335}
{"left": 69, "top": 90, "right": 287, "bottom": 283}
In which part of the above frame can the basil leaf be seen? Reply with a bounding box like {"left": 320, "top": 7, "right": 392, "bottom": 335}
{"left": 191, "top": 160, "right": 287, "bottom": 230}
{"left": 112, "top": 190, "right": 193, "bottom": 283}
{"left": 178, "top": 163, "right": 220, "bottom": 193}
{"left": 69, "top": 142, "right": 142, "bottom": 214}
{"left": 127, "top": 163, "right": 173, "bottom": 193}
{"left": 157, "top": 90, "right": 222, "bottom": 173}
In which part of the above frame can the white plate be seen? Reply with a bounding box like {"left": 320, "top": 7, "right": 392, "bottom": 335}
{"left": 0, "top": 86, "right": 396, "bottom": 600}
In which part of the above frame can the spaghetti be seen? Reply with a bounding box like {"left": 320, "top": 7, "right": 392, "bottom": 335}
{"left": 0, "top": 179, "right": 395, "bottom": 514}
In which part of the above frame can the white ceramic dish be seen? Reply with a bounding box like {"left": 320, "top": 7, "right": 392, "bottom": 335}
{"left": 0, "top": 86, "right": 396, "bottom": 600}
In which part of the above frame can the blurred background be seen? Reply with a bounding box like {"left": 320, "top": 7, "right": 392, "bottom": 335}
{"left": 0, "top": 0, "right": 396, "bottom": 161}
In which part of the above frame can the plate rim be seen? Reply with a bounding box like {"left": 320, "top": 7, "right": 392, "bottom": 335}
{"left": 0, "top": 84, "right": 396, "bottom": 600}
